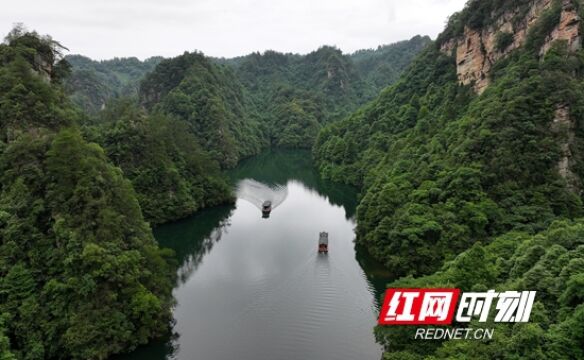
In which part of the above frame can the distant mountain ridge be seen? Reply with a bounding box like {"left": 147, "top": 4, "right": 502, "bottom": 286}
{"left": 64, "top": 55, "right": 162, "bottom": 112}
{"left": 128, "top": 36, "right": 430, "bottom": 166}
{"left": 350, "top": 35, "right": 432, "bottom": 93}
{"left": 65, "top": 35, "right": 430, "bottom": 127}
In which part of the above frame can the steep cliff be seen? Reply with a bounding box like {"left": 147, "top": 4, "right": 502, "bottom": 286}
{"left": 315, "top": 0, "right": 584, "bottom": 278}
{"left": 553, "top": 104, "right": 581, "bottom": 193}
{"left": 315, "top": 3, "right": 584, "bottom": 355}
{"left": 440, "top": 0, "right": 581, "bottom": 93}
{"left": 437, "top": 0, "right": 583, "bottom": 189}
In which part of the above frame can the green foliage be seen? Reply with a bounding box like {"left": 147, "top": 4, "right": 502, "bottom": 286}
{"left": 2, "top": 24, "right": 70, "bottom": 84}
{"left": 438, "top": 0, "right": 534, "bottom": 44}
{"left": 65, "top": 55, "right": 162, "bottom": 113}
{"left": 230, "top": 38, "right": 429, "bottom": 149}
{"left": 495, "top": 31, "right": 515, "bottom": 52}
{"left": 140, "top": 52, "right": 266, "bottom": 167}
{"left": 314, "top": 45, "right": 469, "bottom": 186}
{"left": 351, "top": 35, "right": 432, "bottom": 93}
{"left": 232, "top": 47, "right": 350, "bottom": 149}
{"left": 68, "top": 38, "right": 426, "bottom": 168}
{"left": 524, "top": 0, "right": 563, "bottom": 52}
{"left": 144, "top": 39, "right": 426, "bottom": 163}
{"left": 0, "top": 43, "right": 74, "bottom": 141}
{"left": 84, "top": 99, "right": 234, "bottom": 224}
{"left": 236, "top": 45, "right": 368, "bottom": 118}
{"left": 0, "top": 29, "right": 175, "bottom": 359}
{"left": 0, "top": 28, "right": 429, "bottom": 359}
{"left": 65, "top": 53, "right": 237, "bottom": 224}
{"left": 376, "top": 219, "right": 584, "bottom": 359}
{"left": 315, "top": 4, "right": 584, "bottom": 359}
{"left": 270, "top": 93, "right": 321, "bottom": 148}
{"left": 316, "top": 25, "right": 584, "bottom": 279}
{"left": 0, "top": 317, "right": 15, "bottom": 360}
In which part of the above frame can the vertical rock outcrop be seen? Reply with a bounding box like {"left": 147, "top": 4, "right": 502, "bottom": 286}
{"left": 441, "top": 0, "right": 581, "bottom": 94}
{"left": 33, "top": 53, "right": 53, "bottom": 83}
{"left": 540, "top": 0, "right": 582, "bottom": 54}
{"left": 553, "top": 105, "right": 581, "bottom": 193}
{"left": 439, "top": 0, "right": 583, "bottom": 192}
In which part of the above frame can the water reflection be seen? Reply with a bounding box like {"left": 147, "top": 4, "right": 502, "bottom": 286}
{"left": 154, "top": 205, "right": 235, "bottom": 285}
{"left": 229, "top": 149, "right": 358, "bottom": 219}
{"left": 116, "top": 150, "right": 391, "bottom": 360}
{"left": 355, "top": 245, "right": 394, "bottom": 306}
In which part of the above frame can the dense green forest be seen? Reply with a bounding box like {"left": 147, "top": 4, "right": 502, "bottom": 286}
{"left": 377, "top": 219, "right": 584, "bottom": 359}
{"left": 6, "top": 0, "right": 582, "bottom": 357}
{"left": 314, "top": 0, "right": 584, "bottom": 358}
{"left": 0, "top": 27, "right": 175, "bottom": 359}
{"left": 54, "top": 29, "right": 430, "bottom": 226}
{"left": 136, "top": 38, "right": 429, "bottom": 164}
{"left": 65, "top": 55, "right": 162, "bottom": 113}
{"left": 83, "top": 100, "right": 233, "bottom": 225}
{"left": 230, "top": 39, "right": 430, "bottom": 148}
{"left": 139, "top": 52, "right": 267, "bottom": 168}
{"left": 350, "top": 35, "right": 432, "bottom": 94}
{"left": 66, "top": 37, "right": 429, "bottom": 166}
{"left": 62, "top": 53, "right": 237, "bottom": 225}
{"left": 0, "top": 23, "right": 429, "bottom": 359}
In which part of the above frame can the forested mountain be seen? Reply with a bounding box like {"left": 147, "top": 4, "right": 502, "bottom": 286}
{"left": 56, "top": 32, "right": 429, "bottom": 226}
{"left": 231, "top": 38, "right": 430, "bottom": 148}
{"left": 62, "top": 37, "right": 429, "bottom": 171}
{"left": 139, "top": 52, "right": 267, "bottom": 168}
{"left": 0, "top": 25, "right": 433, "bottom": 359}
{"left": 64, "top": 36, "right": 429, "bottom": 126}
{"left": 9, "top": 1, "right": 581, "bottom": 356}
{"left": 0, "top": 28, "right": 175, "bottom": 359}
{"left": 83, "top": 100, "right": 233, "bottom": 225}
{"left": 350, "top": 35, "right": 432, "bottom": 94}
{"left": 64, "top": 55, "right": 162, "bottom": 113}
{"left": 314, "top": 0, "right": 584, "bottom": 358}
{"left": 127, "top": 37, "right": 429, "bottom": 163}
{"left": 232, "top": 46, "right": 365, "bottom": 148}
{"left": 60, "top": 53, "right": 238, "bottom": 225}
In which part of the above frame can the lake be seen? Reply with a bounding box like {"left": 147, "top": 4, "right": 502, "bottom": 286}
{"left": 116, "top": 149, "right": 392, "bottom": 360}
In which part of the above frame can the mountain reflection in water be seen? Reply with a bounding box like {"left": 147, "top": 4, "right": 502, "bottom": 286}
{"left": 114, "top": 150, "right": 392, "bottom": 360}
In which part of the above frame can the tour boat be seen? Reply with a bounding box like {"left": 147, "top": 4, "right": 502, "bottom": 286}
{"left": 318, "top": 232, "right": 329, "bottom": 253}
{"left": 262, "top": 200, "right": 272, "bottom": 218}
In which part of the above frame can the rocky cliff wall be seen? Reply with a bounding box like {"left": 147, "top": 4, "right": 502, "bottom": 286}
{"left": 441, "top": 0, "right": 581, "bottom": 93}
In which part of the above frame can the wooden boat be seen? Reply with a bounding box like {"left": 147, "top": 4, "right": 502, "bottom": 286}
{"left": 318, "top": 232, "right": 328, "bottom": 253}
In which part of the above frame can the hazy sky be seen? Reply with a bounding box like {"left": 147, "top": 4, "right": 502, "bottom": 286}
{"left": 2, "top": 0, "right": 467, "bottom": 60}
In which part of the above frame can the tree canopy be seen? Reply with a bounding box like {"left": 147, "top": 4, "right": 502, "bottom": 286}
{"left": 0, "top": 28, "right": 175, "bottom": 360}
{"left": 314, "top": 1, "right": 584, "bottom": 358}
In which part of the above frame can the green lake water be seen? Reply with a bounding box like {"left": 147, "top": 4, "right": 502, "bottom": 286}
{"left": 115, "top": 149, "right": 391, "bottom": 360}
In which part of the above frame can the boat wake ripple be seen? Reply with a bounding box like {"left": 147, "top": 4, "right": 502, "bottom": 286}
{"left": 236, "top": 179, "right": 288, "bottom": 211}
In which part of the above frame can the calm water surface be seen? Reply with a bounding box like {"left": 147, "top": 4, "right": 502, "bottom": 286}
{"left": 116, "top": 150, "right": 391, "bottom": 360}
